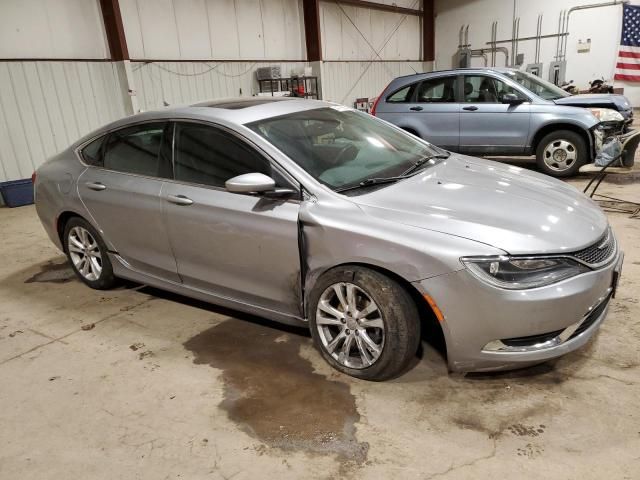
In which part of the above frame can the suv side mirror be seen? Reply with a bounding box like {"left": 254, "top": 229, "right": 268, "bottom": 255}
{"left": 225, "top": 172, "right": 295, "bottom": 198}
{"left": 502, "top": 93, "right": 525, "bottom": 105}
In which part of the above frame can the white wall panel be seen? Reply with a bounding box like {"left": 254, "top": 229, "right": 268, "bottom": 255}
{"left": 0, "top": 0, "right": 108, "bottom": 59}
{"left": 131, "top": 61, "right": 310, "bottom": 111}
{"left": 320, "top": 1, "right": 422, "bottom": 61}
{"left": 321, "top": 61, "right": 429, "bottom": 108}
{"left": 0, "top": 62, "right": 128, "bottom": 182}
{"left": 434, "top": 0, "right": 639, "bottom": 105}
{"left": 120, "top": 0, "right": 305, "bottom": 60}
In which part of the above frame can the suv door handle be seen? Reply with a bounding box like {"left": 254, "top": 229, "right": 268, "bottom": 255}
{"left": 167, "top": 194, "right": 194, "bottom": 206}
{"left": 409, "top": 106, "right": 423, "bottom": 111}
{"left": 85, "top": 182, "right": 106, "bottom": 191}
{"left": 462, "top": 106, "right": 478, "bottom": 111}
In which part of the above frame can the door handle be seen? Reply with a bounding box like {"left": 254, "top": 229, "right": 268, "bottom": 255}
{"left": 167, "top": 194, "right": 194, "bottom": 206}
{"left": 462, "top": 106, "right": 479, "bottom": 111}
{"left": 85, "top": 182, "right": 106, "bottom": 191}
{"left": 409, "top": 106, "right": 424, "bottom": 111}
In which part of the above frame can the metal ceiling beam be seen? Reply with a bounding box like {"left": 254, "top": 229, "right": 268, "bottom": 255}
{"left": 98, "top": 0, "right": 129, "bottom": 61}
{"left": 328, "top": 0, "right": 423, "bottom": 16}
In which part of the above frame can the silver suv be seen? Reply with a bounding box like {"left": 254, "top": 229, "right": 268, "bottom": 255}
{"left": 372, "top": 68, "right": 630, "bottom": 177}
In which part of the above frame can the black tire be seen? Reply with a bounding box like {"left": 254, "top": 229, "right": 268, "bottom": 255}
{"left": 535, "top": 129, "right": 588, "bottom": 177}
{"left": 63, "top": 217, "right": 117, "bottom": 290}
{"left": 309, "top": 266, "right": 420, "bottom": 381}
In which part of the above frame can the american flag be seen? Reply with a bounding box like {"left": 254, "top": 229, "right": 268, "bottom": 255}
{"left": 615, "top": 4, "right": 640, "bottom": 82}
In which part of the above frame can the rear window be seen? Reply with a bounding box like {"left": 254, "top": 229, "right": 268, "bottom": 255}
{"left": 81, "top": 136, "right": 104, "bottom": 166}
{"left": 386, "top": 84, "right": 416, "bottom": 103}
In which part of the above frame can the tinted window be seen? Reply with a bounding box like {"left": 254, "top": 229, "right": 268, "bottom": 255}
{"left": 174, "top": 123, "right": 271, "bottom": 188}
{"left": 416, "top": 76, "right": 458, "bottom": 103}
{"left": 82, "top": 136, "right": 104, "bottom": 166}
{"left": 463, "top": 75, "right": 526, "bottom": 103}
{"left": 103, "top": 123, "right": 171, "bottom": 178}
{"left": 386, "top": 84, "right": 415, "bottom": 103}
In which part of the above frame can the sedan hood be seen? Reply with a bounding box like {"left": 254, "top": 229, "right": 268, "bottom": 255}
{"left": 354, "top": 155, "right": 608, "bottom": 255}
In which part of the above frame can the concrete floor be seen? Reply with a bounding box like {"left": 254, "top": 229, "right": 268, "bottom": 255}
{"left": 1, "top": 176, "right": 639, "bottom": 479}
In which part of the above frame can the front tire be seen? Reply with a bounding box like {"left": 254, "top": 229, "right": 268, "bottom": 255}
{"left": 535, "top": 130, "right": 587, "bottom": 177}
{"left": 64, "top": 217, "right": 117, "bottom": 290}
{"left": 309, "top": 266, "right": 420, "bottom": 381}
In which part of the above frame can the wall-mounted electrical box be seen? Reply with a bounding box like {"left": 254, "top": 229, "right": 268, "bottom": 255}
{"left": 548, "top": 61, "right": 566, "bottom": 86}
{"left": 526, "top": 63, "right": 543, "bottom": 77}
{"left": 453, "top": 48, "right": 472, "bottom": 68}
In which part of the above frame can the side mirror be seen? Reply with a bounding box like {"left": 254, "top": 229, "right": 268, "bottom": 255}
{"left": 225, "top": 172, "right": 295, "bottom": 198}
{"left": 502, "top": 93, "right": 525, "bottom": 105}
{"left": 225, "top": 172, "right": 276, "bottom": 193}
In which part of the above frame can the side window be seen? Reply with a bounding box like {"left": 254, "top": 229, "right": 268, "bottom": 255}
{"left": 174, "top": 123, "right": 272, "bottom": 188}
{"left": 103, "top": 123, "right": 171, "bottom": 178}
{"left": 81, "top": 136, "right": 105, "bottom": 166}
{"left": 416, "top": 76, "right": 458, "bottom": 103}
{"left": 463, "top": 76, "right": 526, "bottom": 103}
{"left": 386, "top": 84, "right": 416, "bottom": 103}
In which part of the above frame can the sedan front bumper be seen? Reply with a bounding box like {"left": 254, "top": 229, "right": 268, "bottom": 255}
{"left": 413, "top": 251, "right": 623, "bottom": 372}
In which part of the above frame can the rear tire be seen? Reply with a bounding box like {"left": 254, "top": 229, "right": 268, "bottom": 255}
{"left": 309, "top": 266, "right": 420, "bottom": 381}
{"left": 535, "top": 130, "right": 587, "bottom": 177}
{"left": 63, "top": 217, "right": 117, "bottom": 290}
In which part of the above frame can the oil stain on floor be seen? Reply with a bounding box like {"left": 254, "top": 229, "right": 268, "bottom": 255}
{"left": 184, "top": 318, "right": 369, "bottom": 463}
{"left": 24, "top": 261, "right": 76, "bottom": 284}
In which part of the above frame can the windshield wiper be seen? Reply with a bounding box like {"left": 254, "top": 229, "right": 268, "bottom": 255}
{"left": 334, "top": 152, "right": 450, "bottom": 194}
{"left": 334, "top": 174, "right": 413, "bottom": 193}
{"left": 401, "top": 152, "right": 450, "bottom": 176}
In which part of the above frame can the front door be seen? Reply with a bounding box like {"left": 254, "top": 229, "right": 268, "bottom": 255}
{"left": 78, "top": 122, "right": 180, "bottom": 282}
{"left": 163, "top": 121, "right": 302, "bottom": 316}
{"left": 459, "top": 75, "right": 531, "bottom": 155}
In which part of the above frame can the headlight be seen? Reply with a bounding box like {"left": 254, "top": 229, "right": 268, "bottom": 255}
{"left": 589, "top": 108, "right": 624, "bottom": 122}
{"left": 461, "top": 256, "right": 590, "bottom": 289}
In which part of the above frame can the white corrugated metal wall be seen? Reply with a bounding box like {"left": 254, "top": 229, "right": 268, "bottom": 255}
{"left": 0, "top": 61, "right": 128, "bottom": 182}
{"left": 132, "top": 61, "right": 310, "bottom": 112}
{"left": 0, "top": 0, "right": 431, "bottom": 183}
{"left": 318, "top": 1, "right": 430, "bottom": 107}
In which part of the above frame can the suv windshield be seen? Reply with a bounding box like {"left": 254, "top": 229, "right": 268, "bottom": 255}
{"left": 247, "top": 107, "right": 441, "bottom": 191}
{"left": 502, "top": 70, "right": 569, "bottom": 101}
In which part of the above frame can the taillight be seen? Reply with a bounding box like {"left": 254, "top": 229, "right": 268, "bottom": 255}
{"left": 31, "top": 171, "right": 36, "bottom": 184}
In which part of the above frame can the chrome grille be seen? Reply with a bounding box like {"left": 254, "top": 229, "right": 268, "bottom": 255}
{"left": 570, "top": 228, "right": 616, "bottom": 267}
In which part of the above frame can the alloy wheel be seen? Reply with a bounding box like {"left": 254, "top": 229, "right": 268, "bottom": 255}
{"left": 315, "top": 282, "right": 385, "bottom": 369}
{"left": 68, "top": 226, "right": 102, "bottom": 281}
{"left": 543, "top": 139, "right": 577, "bottom": 172}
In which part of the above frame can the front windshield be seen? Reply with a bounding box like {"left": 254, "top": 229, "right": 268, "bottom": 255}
{"left": 247, "top": 107, "right": 441, "bottom": 191}
{"left": 503, "top": 70, "right": 569, "bottom": 101}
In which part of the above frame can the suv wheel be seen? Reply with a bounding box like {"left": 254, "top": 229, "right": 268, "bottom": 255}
{"left": 536, "top": 130, "right": 587, "bottom": 177}
{"left": 309, "top": 266, "right": 420, "bottom": 381}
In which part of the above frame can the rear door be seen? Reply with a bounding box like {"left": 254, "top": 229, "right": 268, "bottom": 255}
{"left": 78, "top": 122, "right": 180, "bottom": 281}
{"left": 377, "top": 76, "right": 460, "bottom": 151}
{"left": 459, "top": 74, "right": 531, "bottom": 154}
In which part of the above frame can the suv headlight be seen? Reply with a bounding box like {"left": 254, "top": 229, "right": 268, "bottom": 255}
{"left": 461, "top": 256, "right": 590, "bottom": 289}
{"left": 589, "top": 108, "right": 624, "bottom": 122}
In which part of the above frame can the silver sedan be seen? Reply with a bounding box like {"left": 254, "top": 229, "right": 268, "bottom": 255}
{"left": 34, "top": 98, "right": 623, "bottom": 380}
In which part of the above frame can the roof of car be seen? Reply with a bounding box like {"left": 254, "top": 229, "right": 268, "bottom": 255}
{"left": 72, "top": 97, "right": 336, "bottom": 147}
{"left": 393, "top": 66, "right": 518, "bottom": 81}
